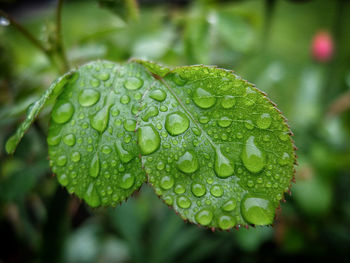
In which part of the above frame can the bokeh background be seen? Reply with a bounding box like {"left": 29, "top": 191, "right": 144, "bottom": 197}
{"left": 1, "top": 0, "right": 350, "bottom": 262}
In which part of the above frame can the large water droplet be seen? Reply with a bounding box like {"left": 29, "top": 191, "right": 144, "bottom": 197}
{"left": 57, "top": 173, "right": 69, "bottom": 186}
{"left": 71, "top": 152, "right": 81, "bottom": 162}
{"left": 142, "top": 106, "right": 159, "bottom": 122}
{"left": 221, "top": 199, "right": 236, "bottom": 212}
{"left": 120, "top": 95, "right": 130, "bottom": 104}
{"left": 278, "top": 152, "right": 290, "bottom": 166}
{"left": 90, "top": 153, "right": 100, "bottom": 178}
{"left": 218, "top": 215, "right": 235, "bottom": 230}
{"left": 91, "top": 105, "right": 110, "bottom": 133}
{"left": 63, "top": 134, "right": 76, "bottom": 146}
{"left": 149, "top": 89, "right": 166, "bottom": 102}
{"left": 165, "top": 111, "right": 190, "bottom": 136}
{"left": 256, "top": 113, "right": 271, "bottom": 129}
{"left": 195, "top": 209, "right": 213, "bottom": 226}
{"left": 52, "top": 102, "right": 74, "bottom": 124}
{"left": 115, "top": 141, "right": 134, "bottom": 163}
{"left": 210, "top": 185, "right": 223, "bottom": 197}
{"left": 218, "top": 116, "right": 232, "bottom": 128}
{"left": 124, "top": 77, "right": 143, "bottom": 90}
{"left": 241, "top": 136, "right": 265, "bottom": 173}
{"left": 138, "top": 125, "right": 160, "bottom": 155}
{"left": 221, "top": 95, "right": 235, "bottom": 109}
{"left": 176, "top": 195, "right": 191, "bottom": 209}
{"left": 214, "top": 147, "right": 234, "bottom": 178}
{"left": 98, "top": 72, "right": 110, "bottom": 81}
{"left": 119, "top": 173, "right": 135, "bottom": 189}
{"left": 174, "top": 184, "right": 186, "bottom": 194}
{"left": 47, "top": 129, "right": 61, "bottom": 146}
{"left": 191, "top": 183, "right": 206, "bottom": 197}
{"left": 177, "top": 151, "right": 198, "bottom": 174}
{"left": 123, "top": 119, "right": 136, "bottom": 132}
{"left": 160, "top": 175, "right": 174, "bottom": 190}
{"left": 57, "top": 155, "right": 67, "bottom": 166}
{"left": 193, "top": 88, "right": 216, "bottom": 109}
{"left": 85, "top": 182, "right": 101, "bottom": 207}
{"left": 241, "top": 194, "right": 275, "bottom": 225}
{"left": 78, "top": 89, "right": 100, "bottom": 107}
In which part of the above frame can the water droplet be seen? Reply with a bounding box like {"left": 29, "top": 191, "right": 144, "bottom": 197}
{"left": 210, "top": 185, "right": 223, "bottom": 197}
{"left": 142, "top": 106, "right": 159, "bottom": 122}
{"left": 120, "top": 95, "right": 130, "bottom": 104}
{"left": 123, "top": 119, "right": 136, "bottom": 132}
{"left": 193, "top": 88, "right": 216, "bottom": 109}
{"left": 218, "top": 116, "right": 232, "bottom": 128}
{"left": 278, "top": 132, "right": 289, "bottom": 141}
{"left": 241, "top": 194, "right": 275, "bottom": 225}
{"left": 102, "top": 145, "right": 112, "bottom": 154}
{"left": 71, "top": 152, "right": 81, "bottom": 162}
{"left": 52, "top": 102, "right": 74, "bottom": 124}
{"left": 244, "top": 88, "right": 257, "bottom": 106}
{"left": 58, "top": 173, "right": 69, "bottom": 186}
{"left": 191, "top": 183, "right": 206, "bottom": 197}
{"left": 164, "top": 195, "right": 173, "bottom": 205}
{"left": 124, "top": 77, "right": 143, "bottom": 90}
{"left": 90, "top": 153, "right": 100, "bottom": 178}
{"left": 47, "top": 130, "right": 61, "bottom": 146}
{"left": 85, "top": 182, "right": 101, "bottom": 207}
{"left": 218, "top": 215, "right": 235, "bottom": 230}
{"left": 214, "top": 147, "right": 234, "bottom": 178}
{"left": 160, "top": 175, "right": 174, "bottom": 190}
{"left": 278, "top": 152, "right": 290, "bottom": 166}
{"left": 150, "top": 89, "right": 166, "bottom": 102}
{"left": 63, "top": 134, "right": 76, "bottom": 146}
{"left": 172, "top": 73, "right": 187, "bottom": 86}
{"left": 157, "top": 161, "right": 165, "bottom": 170}
{"left": 165, "top": 111, "right": 190, "bottom": 136}
{"left": 241, "top": 136, "right": 265, "bottom": 173}
{"left": 244, "top": 120, "right": 254, "bottom": 130}
{"left": 174, "top": 184, "right": 186, "bottom": 194}
{"left": 57, "top": 155, "right": 67, "bottom": 166}
{"left": 90, "top": 79, "right": 100, "bottom": 88}
{"left": 0, "top": 17, "right": 10, "bottom": 26}
{"left": 78, "top": 89, "right": 100, "bottom": 107}
{"left": 256, "top": 113, "right": 271, "bottom": 129}
{"left": 91, "top": 105, "right": 110, "bottom": 133}
{"left": 177, "top": 151, "right": 199, "bottom": 174}
{"left": 138, "top": 125, "right": 160, "bottom": 155}
{"left": 98, "top": 72, "right": 110, "bottom": 81}
{"left": 176, "top": 195, "right": 191, "bottom": 209}
{"left": 111, "top": 106, "right": 120, "bottom": 117}
{"left": 199, "top": 116, "right": 209, "bottom": 124}
{"left": 119, "top": 173, "right": 135, "bottom": 189}
{"left": 221, "top": 95, "right": 235, "bottom": 109}
{"left": 115, "top": 141, "right": 134, "bottom": 163}
{"left": 195, "top": 209, "right": 213, "bottom": 226}
{"left": 160, "top": 105, "right": 168, "bottom": 112}
{"left": 221, "top": 199, "right": 236, "bottom": 212}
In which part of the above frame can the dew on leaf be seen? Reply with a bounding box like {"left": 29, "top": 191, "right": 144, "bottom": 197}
{"left": 78, "top": 89, "right": 100, "bottom": 107}
{"left": 89, "top": 153, "right": 100, "bottom": 178}
{"left": 58, "top": 173, "right": 69, "bottom": 186}
{"left": 177, "top": 195, "right": 191, "bottom": 209}
{"left": 142, "top": 106, "right": 159, "bottom": 121}
{"left": 174, "top": 184, "right": 186, "bottom": 194}
{"left": 123, "top": 119, "right": 136, "bottom": 132}
{"left": 91, "top": 106, "right": 110, "bottom": 133}
{"left": 221, "top": 199, "right": 236, "bottom": 212}
{"left": 218, "top": 116, "right": 232, "bottom": 128}
{"left": 119, "top": 173, "right": 135, "bottom": 189}
{"left": 241, "top": 136, "right": 265, "bottom": 173}
{"left": 165, "top": 111, "right": 190, "bottom": 136}
{"left": 177, "top": 151, "right": 199, "bottom": 174}
{"left": 98, "top": 72, "right": 110, "bottom": 81}
{"left": 85, "top": 182, "right": 101, "bottom": 207}
{"left": 71, "top": 151, "right": 81, "bottom": 162}
{"left": 257, "top": 113, "right": 272, "bottom": 129}
{"left": 214, "top": 147, "right": 234, "bottom": 178}
{"left": 120, "top": 95, "right": 130, "bottom": 104}
{"left": 52, "top": 102, "right": 74, "bottom": 124}
{"left": 124, "top": 77, "right": 143, "bottom": 90}
{"left": 57, "top": 155, "right": 67, "bottom": 166}
{"left": 160, "top": 175, "right": 174, "bottom": 190}
{"left": 63, "top": 134, "right": 76, "bottom": 146}
{"left": 221, "top": 95, "right": 235, "bottom": 109}
{"left": 149, "top": 89, "right": 167, "bottom": 102}
{"left": 195, "top": 209, "right": 213, "bottom": 226}
{"left": 241, "top": 194, "right": 275, "bottom": 225}
{"left": 138, "top": 125, "right": 160, "bottom": 155}
{"left": 210, "top": 185, "right": 223, "bottom": 197}
{"left": 115, "top": 141, "right": 134, "bottom": 163}
{"left": 191, "top": 183, "right": 206, "bottom": 197}
{"left": 218, "top": 215, "right": 235, "bottom": 230}
{"left": 278, "top": 152, "right": 290, "bottom": 166}
{"left": 193, "top": 88, "right": 216, "bottom": 109}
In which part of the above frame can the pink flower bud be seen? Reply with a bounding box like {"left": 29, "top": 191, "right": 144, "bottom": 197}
{"left": 311, "top": 31, "right": 333, "bottom": 62}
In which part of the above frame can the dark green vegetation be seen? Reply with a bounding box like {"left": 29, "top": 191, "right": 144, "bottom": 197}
{"left": 1, "top": 0, "right": 350, "bottom": 262}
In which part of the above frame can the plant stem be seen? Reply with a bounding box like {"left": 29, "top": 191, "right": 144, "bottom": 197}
{"left": 55, "top": 0, "right": 69, "bottom": 71}
{"left": 0, "top": 9, "right": 49, "bottom": 55}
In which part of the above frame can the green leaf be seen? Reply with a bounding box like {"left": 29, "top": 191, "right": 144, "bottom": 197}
{"left": 99, "top": 0, "right": 139, "bottom": 22}
{"left": 5, "top": 71, "right": 76, "bottom": 154}
{"left": 8, "top": 59, "right": 296, "bottom": 229}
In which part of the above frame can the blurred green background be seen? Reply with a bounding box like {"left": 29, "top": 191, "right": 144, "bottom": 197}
{"left": 1, "top": 0, "right": 350, "bottom": 262}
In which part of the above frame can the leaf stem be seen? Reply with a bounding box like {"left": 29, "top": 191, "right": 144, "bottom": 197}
{"left": 55, "top": 0, "right": 69, "bottom": 72}
{"left": 0, "top": 9, "right": 49, "bottom": 55}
